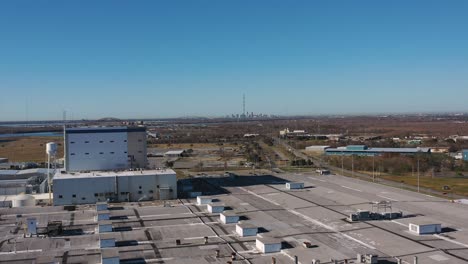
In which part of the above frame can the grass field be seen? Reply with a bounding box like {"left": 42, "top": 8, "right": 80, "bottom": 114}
{"left": 378, "top": 174, "right": 468, "bottom": 197}
{"left": 148, "top": 143, "right": 238, "bottom": 150}
{"left": 0, "top": 136, "right": 64, "bottom": 163}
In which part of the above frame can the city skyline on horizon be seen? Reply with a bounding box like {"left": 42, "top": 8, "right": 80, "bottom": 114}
{"left": 1, "top": 1, "right": 468, "bottom": 121}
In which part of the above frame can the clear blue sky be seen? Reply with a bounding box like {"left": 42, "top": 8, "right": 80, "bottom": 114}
{"left": 1, "top": 1, "right": 467, "bottom": 121}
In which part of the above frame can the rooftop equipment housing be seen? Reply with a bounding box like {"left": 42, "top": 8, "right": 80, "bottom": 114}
{"left": 285, "top": 182, "right": 304, "bottom": 190}
{"left": 98, "top": 220, "right": 113, "bottom": 233}
{"left": 99, "top": 233, "right": 116, "bottom": 248}
{"left": 101, "top": 248, "right": 119, "bottom": 264}
{"left": 256, "top": 236, "right": 282, "bottom": 253}
{"left": 236, "top": 223, "right": 258, "bottom": 237}
{"left": 207, "top": 203, "right": 225, "bottom": 213}
{"left": 197, "top": 196, "right": 212, "bottom": 205}
{"left": 409, "top": 222, "right": 441, "bottom": 235}
{"left": 220, "top": 212, "right": 240, "bottom": 224}
{"left": 97, "top": 211, "right": 110, "bottom": 221}
{"left": 96, "top": 202, "right": 108, "bottom": 211}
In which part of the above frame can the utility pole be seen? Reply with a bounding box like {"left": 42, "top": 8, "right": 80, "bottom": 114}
{"left": 351, "top": 154, "right": 354, "bottom": 177}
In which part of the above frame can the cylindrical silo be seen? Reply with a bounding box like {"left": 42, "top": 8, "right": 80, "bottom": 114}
{"left": 12, "top": 194, "right": 36, "bottom": 207}
{"left": 46, "top": 142, "right": 57, "bottom": 156}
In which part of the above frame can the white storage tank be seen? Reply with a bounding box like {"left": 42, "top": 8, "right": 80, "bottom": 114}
{"left": 12, "top": 194, "right": 36, "bottom": 207}
{"left": 197, "top": 196, "right": 212, "bottom": 205}
{"left": 220, "top": 212, "right": 240, "bottom": 224}
{"left": 236, "top": 223, "right": 258, "bottom": 237}
{"left": 409, "top": 222, "right": 441, "bottom": 235}
{"left": 207, "top": 203, "right": 225, "bottom": 213}
{"left": 286, "top": 182, "right": 304, "bottom": 190}
{"left": 256, "top": 236, "right": 282, "bottom": 253}
{"left": 46, "top": 142, "right": 58, "bottom": 155}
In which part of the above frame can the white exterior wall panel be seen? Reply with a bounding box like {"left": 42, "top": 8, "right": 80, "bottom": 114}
{"left": 53, "top": 170, "right": 177, "bottom": 205}
{"left": 66, "top": 131, "right": 128, "bottom": 171}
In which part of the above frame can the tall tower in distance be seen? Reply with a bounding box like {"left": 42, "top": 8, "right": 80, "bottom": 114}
{"left": 242, "top": 93, "right": 246, "bottom": 119}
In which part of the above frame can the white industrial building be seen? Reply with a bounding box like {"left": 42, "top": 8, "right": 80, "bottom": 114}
{"left": 64, "top": 126, "right": 147, "bottom": 172}
{"left": 53, "top": 169, "right": 177, "bottom": 206}
{"left": 305, "top": 145, "right": 330, "bottom": 152}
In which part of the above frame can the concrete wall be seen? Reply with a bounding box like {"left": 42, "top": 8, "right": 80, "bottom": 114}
{"left": 127, "top": 130, "right": 147, "bottom": 169}
{"left": 53, "top": 172, "right": 177, "bottom": 205}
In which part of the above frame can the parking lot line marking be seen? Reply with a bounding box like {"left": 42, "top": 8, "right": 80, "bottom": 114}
{"left": 434, "top": 234, "right": 468, "bottom": 248}
{"left": 377, "top": 195, "right": 398, "bottom": 201}
{"left": 240, "top": 186, "right": 376, "bottom": 250}
{"left": 341, "top": 185, "right": 362, "bottom": 192}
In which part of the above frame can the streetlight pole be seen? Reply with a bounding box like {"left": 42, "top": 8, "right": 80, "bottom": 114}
{"left": 352, "top": 154, "right": 354, "bottom": 177}
{"left": 341, "top": 151, "right": 344, "bottom": 176}
{"left": 417, "top": 157, "right": 420, "bottom": 193}
{"left": 372, "top": 155, "right": 375, "bottom": 182}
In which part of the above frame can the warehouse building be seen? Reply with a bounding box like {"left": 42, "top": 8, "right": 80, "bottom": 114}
{"left": 64, "top": 126, "right": 147, "bottom": 171}
{"left": 325, "top": 145, "right": 431, "bottom": 157}
{"left": 463, "top": 149, "right": 468, "bottom": 161}
{"left": 53, "top": 169, "right": 177, "bottom": 205}
{"left": 305, "top": 145, "right": 330, "bottom": 152}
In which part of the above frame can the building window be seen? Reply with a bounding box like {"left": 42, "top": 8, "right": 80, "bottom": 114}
{"left": 138, "top": 151, "right": 142, "bottom": 153}
{"left": 124, "top": 151, "right": 127, "bottom": 154}
{"left": 138, "top": 191, "right": 142, "bottom": 194}
{"left": 124, "top": 140, "right": 127, "bottom": 142}
{"left": 149, "top": 190, "right": 154, "bottom": 194}
{"left": 72, "top": 194, "right": 76, "bottom": 198}
{"left": 139, "top": 186, "right": 142, "bottom": 189}
{"left": 58, "top": 195, "right": 63, "bottom": 198}
{"left": 110, "top": 140, "right": 114, "bottom": 143}
{"left": 110, "top": 152, "right": 114, "bottom": 154}
{"left": 70, "top": 141, "right": 75, "bottom": 144}
{"left": 85, "top": 141, "right": 89, "bottom": 143}
{"left": 94, "top": 193, "right": 98, "bottom": 197}
{"left": 82, "top": 197, "right": 86, "bottom": 200}
{"left": 70, "top": 153, "right": 75, "bottom": 156}
{"left": 138, "top": 139, "right": 142, "bottom": 142}
{"left": 99, "top": 141, "right": 104, "bottom": 143}
{"left": 99, "top": 152, "right": 104, "bottom": 154}
{"left": 85, "top": 153, "right": 89, "bottom": 155}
